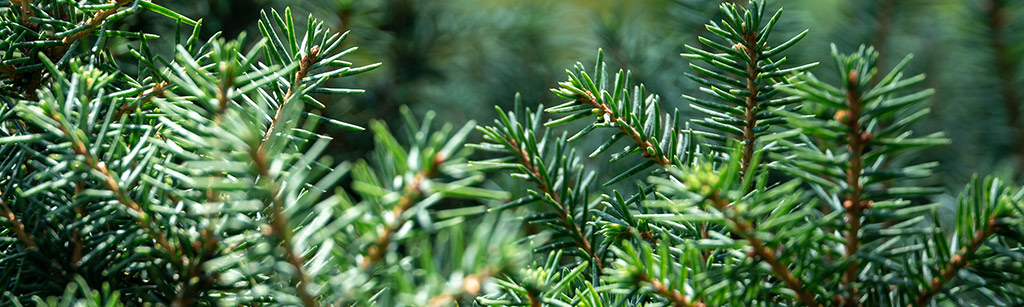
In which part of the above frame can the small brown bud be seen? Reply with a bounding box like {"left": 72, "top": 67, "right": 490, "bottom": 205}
{"left": 732, "top": 43, "right": 745, "bottom": 51}
{"left": 951, "top": 255, "right": 964, "bottom": 264}
{"left": 843, "top": 200, "right": 854, "bottom": 210}
{"left": 641, "top": 231, "right": 656, "bottom": 243}
{"left": 309, "top": 45, "right": 320, "bottom": 58}
{"left": 834, "top": 110, "right": 853, "bottom": 124}
{"left": 833, "top": 295, "right": 844, "bottom": 305}
{"left": 860, "top": 132, "right": 874, "bottom": 143}
{"left": 863, "top": 201, "right": 874, "bottom": 209}
{"left": 464, "top": 275, "right": 482, "bottom": 295}
{"left": 848, "top": 70, "right": 859, "bottom": 85}
{"left": 433, "top": 153, "right": 447, "bottom": 166}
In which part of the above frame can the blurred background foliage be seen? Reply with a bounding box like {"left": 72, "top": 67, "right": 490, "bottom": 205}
{"left": 122, "top": 0, "right": 1021, "bottom": 188}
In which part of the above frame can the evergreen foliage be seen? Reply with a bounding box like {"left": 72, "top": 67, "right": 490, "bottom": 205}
{"left": 0, "top": 0, "right": 1022, "bottom": 306}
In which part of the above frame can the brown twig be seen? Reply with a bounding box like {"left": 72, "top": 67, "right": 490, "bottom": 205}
{"left": 360, "top": 153, "right": 445, "bottom": 270}
{"left": 707, "top": 193, "right": 819, "bottom": 306}
{"left": 527, "top": 289, "right": 542, "bottom": 307}
{"left": 113, "top": 81, "right": 170, "bottom": 119}
{"left": 218, "top": 66, "right": 236, "bottom": 113}
{"left": 19, "top": 0, "right": 131, "bottom": 100}
{"left": 257, "top": 45, "right": 319, "bottom": 155}
{"left": 0, "top": 196, "right": 38, "bottom": 249}
{"left": 52, "top": 0, "right": 132, "bottom": 57}
{"left": 912, "top": 216, "right": 999, "bottom": 307}
{"left": 172, "top": 228, "right": 220, "bottom": 307}
{"left": 10, "top": 0, "right": 35, "bottom": 28}
{"left": 504, "top": 136, "right": 603, "bottom": 269}
{"left": 360, "top": 171, "right": 428, "bottom": 269}
{"left": 872, "top": 0, "right": 893, "bottom": 71}
{"left": 72, "top": 182, "right": 85, "bottom": 267}
{"left": 638, "top": 273, "right": 705, "bottom": 307}
{"left": 739, "top": 26, "right": 763, "bottom": 176}
{"left": 252, "top": 146, "right": 318, "bottom": 307}
{"left": 840, "top": 70, "right": 868, "bottom": 307}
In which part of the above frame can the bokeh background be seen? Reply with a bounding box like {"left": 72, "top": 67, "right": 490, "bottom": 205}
{"left": 123, "top": 0, "right": 1022, "bottom": 190}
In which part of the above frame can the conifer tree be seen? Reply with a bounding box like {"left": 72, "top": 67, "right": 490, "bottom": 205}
{"left": 475, "top": 1, "right": 1023, "bottom": 306}
{"left": 1, "top": 0, "right": 1022, "bottom": 306}
{"left": 0, "top": 1, "right": 512, "bottom": 305}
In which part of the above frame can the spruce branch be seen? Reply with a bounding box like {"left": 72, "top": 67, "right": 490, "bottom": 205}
{"left": 682, "top": 0, "right": 815, "bottom": 174}
{"left": 503, "top": 135, "right": 603, "bottom": 269}
{"left": 360, "top": 154, "right": 439, "bottom": 269}
{"left": 775, "top": 45, "right": 950, "bottom": 306}
{"left": 55, "top": 0, "right": 133, "bottom": 55}
{"left": 16, "top": 0, "right": 137, "bottom": 100}
{"left": 573, "top": 90, "right": 672, "bottom": 167}
{"left": 475, "top": 97, "right": 603, "bottom": 268}
{"left": 0, "top": 3, "right": 390, "bottom": 305}
{"left": 913, "top": 216, "right": 999, "bottom": 307}
{"left": 548, "top": 50, "right": 692, "bottom": 183}
{"left": 45, "top": 107, "right": 178, "bottom": 261}
{"left": 707, "top": 192, "right": 818, "bottom": 307}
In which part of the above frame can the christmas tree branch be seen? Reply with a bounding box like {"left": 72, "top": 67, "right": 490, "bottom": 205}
{"left": 913, "top": 216, "right": 999, "bottom": 307}
{"left": 504, "top": 135, "right": 603, "bottom": 269}
{"left": 708, "top": 192, "right": 818, "bottom": 307}
{"left": 360, "top": 153, "right": 443, "bottom": 269}
{"left": 18, "top": 0, "right": 132, "bottom": 100}
{"left": 57, "top": 0, "right": 133, "bottom": 53}
{"left": 574, "top": 91, "right": 672, "bottom": 167}
{"left": 45, "top": 109, "right": 179, "bottom": 262}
